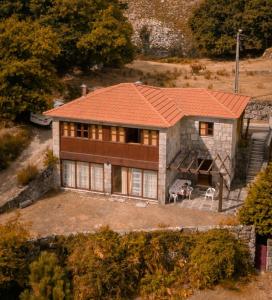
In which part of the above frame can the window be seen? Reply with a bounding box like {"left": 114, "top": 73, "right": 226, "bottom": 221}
{"left": 62, "top": 122, "right": 75, "bottom": 137}
{"left": 111, "top": 127, "right": 126, "bottom": 143}
{"left": 112, "top": 166, "right": 128, "bottom": 194}
{"left": 126, "top": 128, "right": 141, "bottom": 143}
{"left": 62, "top": 160, "right": 75, "bottom": 188}
{"left": 112, "top": 166, "right": 158, "bottom": 199}
{"left": 128, "top": 168, "right": 142, "bottom": 197}
{"left": 142, "top": 130, "right": 158, "bottom": 146}
{"left": 76, "top": 123, "right": 89, "bottom": 138}
{"left": 90, "top": 163, "right": 104, "bottom": 191}
{"left": 143, "top": 170, "right": 157, "bottom": 199}
{"left": 199, "top": 122, "right": 214, "bottom": 136}
{"left": 76, "top": 162, "right": 89, "bottom": 189}
{"left": 90, "top": 125, "right": 103, "bottom": 141}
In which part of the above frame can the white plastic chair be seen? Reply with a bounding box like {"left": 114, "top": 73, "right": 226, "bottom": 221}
{"left": 205, "top": 187, "right": 216, "bottom": 201}
{"left": 169, "top": 192, "right": 178, "bottom": 204}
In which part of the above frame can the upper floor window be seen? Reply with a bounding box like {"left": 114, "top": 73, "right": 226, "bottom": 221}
{"left": 76, "top": 123, "right": 89, "bottom": 138}
{"left": 111, "top": 127, "right": 125, "bottom": 142}
{"left": 62, "top": 122, "right": 75, "bottom": 137}
{"left": 90, "top": 125, "right": 103, "bottom": 141}
{"left": 199, "top": 122, "right": 214, "bottom": 136}
{"left": 143, "top": 130, "right": 158, "bottom": 146}
{"left": 126, "top": 128, "right": 141, "bottom": 144}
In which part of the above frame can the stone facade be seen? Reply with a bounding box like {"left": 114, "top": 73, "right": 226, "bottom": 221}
{"left": 267, "top": 238, "right": 272, "bottom": 272}
{"left": 52, "top": 120, "right": 61, "bottom": 186}
{"left": 158, "top": 130, "right": 167, "bottom": 204}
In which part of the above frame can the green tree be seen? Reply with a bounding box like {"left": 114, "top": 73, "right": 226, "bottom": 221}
{"left": 0, "top": 17, "right": 60, "bottom": 120}
{"left": 31, "top": 0, "right": 134, "bottom": 71}
{"left": 189, "top": 0, "right": 272, "bottom": 57}
{"left": 20, "top": 252, "right": 71, "bottom": 300}
{"left": 0, "top": 219, "right": 30, "bottom": 291}
{"left": 239, "top": 163, "right": 272, "bottom": 235}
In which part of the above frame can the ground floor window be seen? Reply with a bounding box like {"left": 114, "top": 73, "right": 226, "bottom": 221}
{"left": 61, "top": 160, "right": 104, "bottom": 192}
{"left": 112, "top": 166, "right": 157, "bottom": 199}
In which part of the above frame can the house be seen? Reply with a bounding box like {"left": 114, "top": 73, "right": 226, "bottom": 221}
{"left": 44, "top": 83, "right": 251, "bottom": 204}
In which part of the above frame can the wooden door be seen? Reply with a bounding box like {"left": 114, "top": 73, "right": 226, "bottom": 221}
{"left": 255, "top": 236, "right": 267, "bottom": 271}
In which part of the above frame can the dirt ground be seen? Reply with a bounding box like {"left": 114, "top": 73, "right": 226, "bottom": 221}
{"left": 65, "top": 57, "right": 272, "bottom": 98}
{"left": 0, "top": 127, "right": 52, "bottom": 206}
{"left": 0, "top": 190, "right": 227, "bottom": 237}
{"left": 189, "top": 272, "right": 272, "bottom": 300}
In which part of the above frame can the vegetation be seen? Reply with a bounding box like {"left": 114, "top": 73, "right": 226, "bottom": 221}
{"left": 17, "top": 164, "right": 38, "bottom": 186}
{"left": 0, "top": 222, "right": 253, "bottom": 299}
{"left": 0, "top": 220, "right": 30, "bottom": 294}
{"left": 239, "top": 163, "right": 272, "bottom": 235}
{"left": 20, "top": 252, "right": 71, "bottom": 300}
{"left": 43, "top": 149, "right": 58, "bottom": 168}
{"left": 0, "top": 17, "right": 60, "bottom": 120}
{"left": 0, "top": 0, "right": 134, "bottom": 120}
{"left": 189, "top": 0, "right": 272, "bottom": 57}
{"left": 0, "top": 128, "right": 30, "bottom": 170}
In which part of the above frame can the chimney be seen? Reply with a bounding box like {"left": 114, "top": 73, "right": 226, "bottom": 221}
{"left": 81, "top": 83, "right": 88, "bottom": 97}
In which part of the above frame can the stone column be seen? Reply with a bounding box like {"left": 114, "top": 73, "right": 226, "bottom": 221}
{"left": 158, "top": 130, "right": 167, "bottom": 204}
{"left": 52, "top": 120, "right": 61, "bottom": 187}
{"left": 267, "top": 238, "right": 272, "bottom": 272}
{"left": 104, "top": 163, "right": 112, "bottom": 195}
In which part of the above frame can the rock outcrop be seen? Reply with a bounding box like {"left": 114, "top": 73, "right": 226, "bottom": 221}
{"left": 124, "top": 0, "right": 201, "bottom": 57}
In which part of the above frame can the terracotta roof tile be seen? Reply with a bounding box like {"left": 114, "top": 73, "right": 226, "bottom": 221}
{"left": 44, "top": 83, "right": 251, "bottom": 128}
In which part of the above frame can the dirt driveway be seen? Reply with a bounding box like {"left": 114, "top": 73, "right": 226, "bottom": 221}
{"left": 0, "top": 127, "right": 52, "bottom": 207}
{"left": 0, "top": 190, "right": 227, "bottom": 237}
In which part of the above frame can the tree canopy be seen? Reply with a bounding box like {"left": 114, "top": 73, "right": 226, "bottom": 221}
{"left": 0, "top": 0, "right": 134, "bottom": 120}
{"left": 189, "top": 0, "right": 272, "bottom": 57}
{"left": 239, "top": 163, "right": 272, "bottom": 235}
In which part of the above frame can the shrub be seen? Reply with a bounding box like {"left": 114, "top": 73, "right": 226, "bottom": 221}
{"left": 239, "top": 163, "right": 272, "bottom": 235}
{"left": 17, "top": 164, "right": 38, "bottom": 186}
{"left": 20, "top": 252, "right": 71, "bottom": 300}
{"left": 190, "top": 63, "right": 206, "bottom": 75}
{"left": 208, "top": 83, "right": 213, "bottom": 89}
{"left": 189, "top": 229, "right": 252, "bottom": 289}
{"left": 67, "top": 227, "right": 137, "bottom": 300}
{"left": 203, "top": 70, "right": 212, "bottom": 80}
{"left": 43, "top": 149, "right": 58, "bottom": 168}
{"left": 216, "top": 69, "right": 230, "bottom": 77}
{"left": 0, "top": 128, "right": 30, "bottom": 170}
{"left": 0, "top": 219, "right": 30, "bottom": 292}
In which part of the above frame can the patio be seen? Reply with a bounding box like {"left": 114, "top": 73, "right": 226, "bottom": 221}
{"left": 174, "top": 185, "right": 247, "bottom": 214}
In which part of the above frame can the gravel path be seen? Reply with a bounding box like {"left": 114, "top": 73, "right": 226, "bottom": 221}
{"left": 0, "top": 127, "right": 52, "bottom": 206}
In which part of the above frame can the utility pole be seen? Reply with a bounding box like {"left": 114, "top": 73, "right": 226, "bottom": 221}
{"left": 234, "top": 29, "right": 242, "bottom": 94}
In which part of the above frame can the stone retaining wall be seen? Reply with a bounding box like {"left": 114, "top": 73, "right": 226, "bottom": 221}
{"left": 34, "top": 225, "right": 256, "bottom": 263}
{"left": 267, "top": 239, "right": 272, "bottom": 272}
{"left": 245, "top": 100, "right": 272, "bottom": 121}
{"left": 0, "top": 166, "right": 56, "bottom": 214}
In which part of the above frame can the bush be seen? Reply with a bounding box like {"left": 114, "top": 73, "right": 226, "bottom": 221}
{"left": 239, "top": 163, "right": 272, "bottom": 235}
{"left": 0, "top": 220, "right": 30, "bottom": 292}
{"left": 216, "top": 69, "right": 230, "bottom": 77}
{"left": 0, "top": 128, "right": 30, "bottom": 170}
{"left": 43, "top": 149, "right": 58, "bottom": 168}
{"left": 190, "top": 63, "right": 206, "bottom": 75}
{"left": 20, "top": 252, "right": 71, "bottom": 300}
{"left": 17, "top": 164, "right": 38, "bottom": 186}
{"left": 189, "top": 229, "right": 252, "bottom": 289}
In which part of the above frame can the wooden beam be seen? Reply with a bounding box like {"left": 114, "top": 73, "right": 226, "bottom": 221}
{"left": 218, "top": 174, "right": 223, "bottom": 212}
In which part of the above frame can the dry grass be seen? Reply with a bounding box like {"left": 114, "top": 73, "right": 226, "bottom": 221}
{"left": 63, "top": 57, "right": 272, "bottom": 97}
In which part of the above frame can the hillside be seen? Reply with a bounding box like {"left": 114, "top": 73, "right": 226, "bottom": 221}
{"left": 124, "top": 0, "right": 201, "bottom": 56}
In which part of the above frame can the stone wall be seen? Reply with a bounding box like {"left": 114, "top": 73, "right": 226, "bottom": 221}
{"left": 245, "top": 100, "right": 272, "bottom": 121}
{"left": 0, "top": 166, "right": 56, "bottom": 214}
{"left": 34, "top": 225, "right": 256, "bottom": 263}
{"left": 158, "top": 130, "right": 167, "bottom": 204}
{"left": 267, "top": 238, "right": 272, "bottom": 272}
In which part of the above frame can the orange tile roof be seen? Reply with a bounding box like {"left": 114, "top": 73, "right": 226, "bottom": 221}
{"left": 44, "top": 83, "right": 251, "bottom": 128}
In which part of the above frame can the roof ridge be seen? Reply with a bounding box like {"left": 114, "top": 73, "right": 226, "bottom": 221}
{"left": 203, "top": 89, "right": 236, "bottom": 118}
{"left": 132, "top": 84, "right": 171, "bottom": 127}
